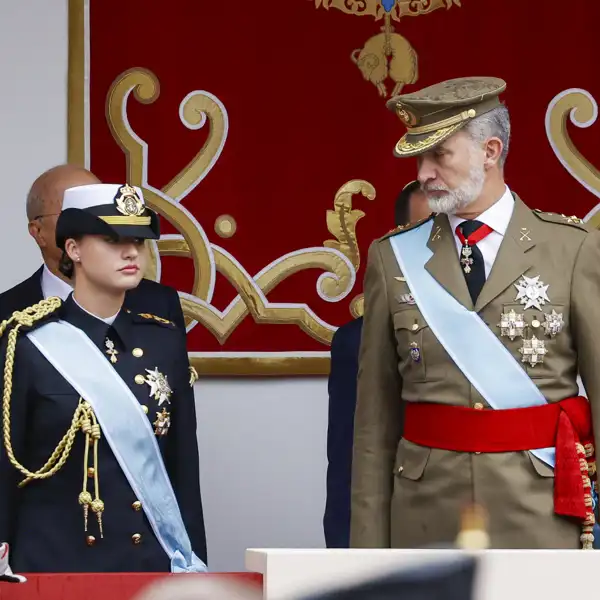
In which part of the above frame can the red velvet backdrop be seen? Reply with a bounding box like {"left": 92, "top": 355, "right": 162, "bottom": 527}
{"left": 82, "top": 0, "right": 600, "bottom": 373}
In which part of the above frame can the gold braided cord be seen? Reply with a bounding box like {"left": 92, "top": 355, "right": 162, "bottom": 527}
{"left": 0, "top": 297, "right": 79, "bottom": 485}
{"left": 1, "top": 296, "right": 106, "bottom": 538}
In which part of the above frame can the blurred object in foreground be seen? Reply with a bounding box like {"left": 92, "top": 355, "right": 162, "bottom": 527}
{"left": 298, "top": 555, "right": 478, "bottom": 600}
{"left": 131, "top": 576, "right": 262, "bottom": 600}
{"left": 456, "top": 504, "right": 490, "bottom": 550}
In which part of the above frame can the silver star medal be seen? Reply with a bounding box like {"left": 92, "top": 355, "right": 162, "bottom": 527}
{"left": 498, "top": 309, "right": 525, "bottom": 340}
{"left": 518, "top": 336, "right": 547, "bottom": 367}
{"left": 144, "top": 367, "right": 172, "bottom": 405}
{"left": 542, "top": 309, "right": 564, "bottom": 338}
{"left": 514, "top": 275, "right": 550, "bottom": 310}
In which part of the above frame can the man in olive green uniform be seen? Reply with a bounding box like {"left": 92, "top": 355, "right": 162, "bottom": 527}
{"left": 350, "top": 76, "right": 600, "bottom": 550}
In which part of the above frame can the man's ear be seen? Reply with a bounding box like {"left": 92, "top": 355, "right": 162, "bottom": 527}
{"left": 27, "top": 220, "right": 46, "bottom": 247}
{"left": 484, "top": 137, "right": 503, "bottom": 169}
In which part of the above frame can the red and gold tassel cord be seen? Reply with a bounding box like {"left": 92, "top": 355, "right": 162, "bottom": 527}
{"left": 580, "top": 442, "right": 597, "bottom": 549}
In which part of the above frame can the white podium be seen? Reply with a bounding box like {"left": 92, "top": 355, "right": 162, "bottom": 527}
{"left": 246, "top": 548, "right": 599, "bottom": 599}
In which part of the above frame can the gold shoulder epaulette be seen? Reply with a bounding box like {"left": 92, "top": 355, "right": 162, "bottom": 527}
{"left": 532, "top": 209, "right": 590, "bottom": 231}
{"left": 380, "top": 213, "right": 436, "bottom": 241}
{"left": 1, "top": 296, "right": 62, "bottom": 335}
{"left": 136, "top": 312, "right": 176, "bottom": 328}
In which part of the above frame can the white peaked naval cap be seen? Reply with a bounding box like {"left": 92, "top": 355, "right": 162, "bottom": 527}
{"left": 55, "top": 182, "right": 160, "bottom": 249}
{"left": 63, "top": 183, "right": 147, "bottom": 210}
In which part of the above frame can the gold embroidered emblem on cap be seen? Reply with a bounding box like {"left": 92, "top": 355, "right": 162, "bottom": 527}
{"left": 114, "top": 184, "right": 144, "bottom": 217}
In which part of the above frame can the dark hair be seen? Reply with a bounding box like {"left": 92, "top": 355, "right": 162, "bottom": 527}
{"left": 58, "top": 235, "right": 83, "bottom": 279}
{"left": 394, "top": 180, "right": 421, "bottom": 226}
{"left": 58, "top": 252, "right": 74, "bottom": 279}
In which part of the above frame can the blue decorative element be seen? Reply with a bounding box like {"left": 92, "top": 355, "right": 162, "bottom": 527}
{"left": 381, "top": 0, "right": 396, "bottom": 12}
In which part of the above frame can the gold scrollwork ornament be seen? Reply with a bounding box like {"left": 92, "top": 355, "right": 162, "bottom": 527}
{"left": 102, "top": 68, "right": 375, "bottom": 373}
{"left": 546, "top": 87, "right": 600, "bottom": 229}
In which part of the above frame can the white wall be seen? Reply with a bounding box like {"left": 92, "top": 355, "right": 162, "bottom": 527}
{"left": 0, "top": 2, "right": 328, "bottom": 572}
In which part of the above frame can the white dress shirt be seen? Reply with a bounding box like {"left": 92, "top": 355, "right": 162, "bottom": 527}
{"left": 448, "top": 185, "right": 514, "bottom": 278}
{"left": 41, "top": 265, "right": 118, "bottom": 325}
{"left": 41, "top": 264, "right": 72, "bottom": 301}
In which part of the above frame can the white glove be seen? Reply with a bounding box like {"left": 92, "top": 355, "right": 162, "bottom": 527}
{"left": 0, "top": 543, "right": 26, "bottom": 583}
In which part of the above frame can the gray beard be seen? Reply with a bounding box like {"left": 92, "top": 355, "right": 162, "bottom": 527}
{"left": 424, "top": 163, "right": 485, "bottom": 215}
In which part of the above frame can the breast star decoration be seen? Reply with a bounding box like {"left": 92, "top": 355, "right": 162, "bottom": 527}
{"left": 542, "top": 309, "right": 564, "bottom": 338}
{"left": 498, "top": 309, "right": 525, "bottom": 341}
{"left": 143, "top": 368, "right": 172, "bottom": 405}
{"left": 514, "top": 275, "right": 550, "bottom": 310}
{"left": 518, "top": 336, "right": 547, "bottom": 366}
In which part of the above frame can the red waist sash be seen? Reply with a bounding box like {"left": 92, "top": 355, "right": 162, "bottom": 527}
{"left": 403, "top": 397, "right": 596, "bottom": 527}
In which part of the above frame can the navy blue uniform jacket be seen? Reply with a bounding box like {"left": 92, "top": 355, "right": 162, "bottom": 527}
{"left": 324, "top": 316, "right": 363, "bottom": 548}
{"left": 0, "top": 294, "right": 206, "bottom": 572}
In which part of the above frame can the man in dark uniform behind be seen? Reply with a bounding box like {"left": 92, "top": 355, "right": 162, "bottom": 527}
{"left": 0, "top": 164, "right": 185, "bottom": 329}
{"left": 323, "top": 181, "right": 429, "bottom": 548}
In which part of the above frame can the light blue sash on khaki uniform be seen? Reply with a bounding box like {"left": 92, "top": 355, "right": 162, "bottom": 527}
{"left": 26, "top": 320, "right": 207, "bottom": 573}
{"left": 388, "top": 219, "right": 556, "bottom": 468}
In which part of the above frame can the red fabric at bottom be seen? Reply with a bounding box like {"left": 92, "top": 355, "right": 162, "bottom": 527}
{"left": 403, "top": 397, "right": 593, "bottom": 520}
{"left": 0, "top": 573, "right": 263, "bottom": 600}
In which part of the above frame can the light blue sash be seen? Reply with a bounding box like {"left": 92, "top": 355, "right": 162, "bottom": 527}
{"left": 26, "top": 320, "right": 207, "bottom": 573}
{"left": 389, "top": 219, "right": 555, "bottom": 468}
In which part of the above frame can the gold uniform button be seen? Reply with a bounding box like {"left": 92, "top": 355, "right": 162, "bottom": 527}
{"left": 141, "top": 405, "right": 149, "bottom": 414}
{"left": 132, "top": 501, "right": 142, "bottom": 511}
{"left": 86, "top": 535, "right": 96, "bottom": 546}
{"left": 135, "top": 374, "right": 145, "bottom": 385}
{"left": 397, "top": 466, "right": 404, "bottom": 474}
{"left": 132, "top": 348, "right": 144, "bottom": 358}
{"left": 132, "top": 533, "right": 142, "bottom": 544}
{"left": 411, "top": 324, "right": 419, "bottom": 331}
{"left": 87, "top": 467, "right": 95, "bottom": 478}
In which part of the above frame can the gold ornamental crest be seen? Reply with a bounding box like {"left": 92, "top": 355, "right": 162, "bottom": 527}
{"left": 314, "top": 0, "right": 462, "bottom": 98}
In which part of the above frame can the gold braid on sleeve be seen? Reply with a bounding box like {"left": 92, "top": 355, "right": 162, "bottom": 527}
{"left": 1, "top": 296, "right": 105, "bottom": 538}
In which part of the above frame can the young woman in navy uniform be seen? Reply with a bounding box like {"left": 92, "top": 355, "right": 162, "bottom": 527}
{"left": 0, "top": 183, "right": 207, "bottom": 573}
